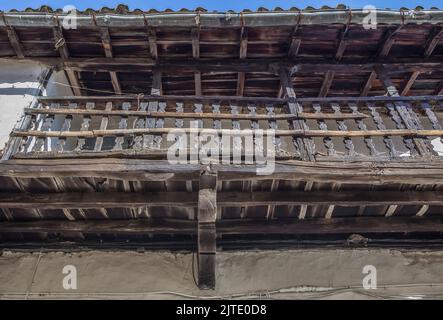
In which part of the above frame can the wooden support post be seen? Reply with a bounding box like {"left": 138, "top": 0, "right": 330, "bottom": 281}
{"left": 147, "top": 27, "right": 158, "bottom": 59}
{"left": 279, "top": 67, "right": 315, "bottom": 161}
{"left": 378, "top": 69, "right": 431, "bottom": 157}
{"left": 197, "top": 172, "right": 217, "bottom": 290}
{"left": 191, "top": 28, "right": 202, "bottom": 96}
{"left": 236, "top": 27, "right": 248, "bottom": 96}
{"left": 100, "top": 27, "right": 121, "bottom": 94}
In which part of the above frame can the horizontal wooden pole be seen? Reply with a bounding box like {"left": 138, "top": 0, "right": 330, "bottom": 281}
{"left": 21, "top": 57, "right": 443, "bottom": 74}
{"left": 12, "top": 128, "right": 443, "bottom": 138}
{"left": 0, "top": 191, "right": 441, "bottom": 209}
{"left": 1, "top": 159, "right": 443, "bottom": 185}
{"left": 1, "top": 217, "right": 443, "bottom": 235}
{"left": 24, "top": 107, "right": 369, "bottom": 120}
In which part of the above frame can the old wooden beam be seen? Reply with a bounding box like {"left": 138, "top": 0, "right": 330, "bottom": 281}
{"left": 236, "top": 27, "right": 248, "bottom": 96}
{"left": 147, "top": 27, "right": 158, "bottom": 59}
{"left": 377, "top": 25, "right": 402, "bottom": 58}
{"left": 1, "top": 190, "right": 440, "bottom": 209}
{"left": 24, "top": 107, "right": 369, "bottom": 120}
{"left": 12, "top": 127, "right": 443, "bottom": 139}
{"left": 360, "top": 71, "right": 377, "bottom": 96}
{"left": 53, "top": 26, "right": 82, "bottom": 96}
{"left": 279, "top": 67, "right": 315, "bottom": 161}
{"left": 25, "top": 57, "right": 443, "bottom": 74}
{"left": 6, "top": 26, "right": 24, "bottom": 58}
{"left": 319, "top": 70, "right": 335, "bottom": 97}
{"left": 424, "top": 26, "right": 443, "bottom": 58}
{"left": 99, "top": 27, "right": 122, "bottom": 94}
{"left": 2, "top": 217, "right": 443, "bottom": 236}
{"left": 191, "top": 28, "right": 202, "bottom": 96}
{"left": 378, "top": 69, "right": 432, "bottom": 156}
{"left": 401, "top": 71, "right": 420, "bottom": 96}
{"left": 198, "top": 172, "right": 217, "bottom": 289}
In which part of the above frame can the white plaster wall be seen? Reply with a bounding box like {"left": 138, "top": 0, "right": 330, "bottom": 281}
{"left": 0, "top": 60, "right": 46, "bottom": 151}
{"left": 0, "top": 249, "right": 443, "bottom": 299}
{"left": 0, "top": 59, "right": 73, "bottom": 153}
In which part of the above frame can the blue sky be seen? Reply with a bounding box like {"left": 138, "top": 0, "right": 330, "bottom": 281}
{"left": 0, "top": 1, "right": 441, "bottom": 11}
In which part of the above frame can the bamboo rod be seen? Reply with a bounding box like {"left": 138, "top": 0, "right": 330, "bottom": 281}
{"left": 24, "top": 107, "right": 369, "bottom": 120}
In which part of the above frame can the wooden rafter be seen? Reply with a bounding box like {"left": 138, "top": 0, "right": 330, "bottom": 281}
{"left": 319, "top": 70, "right": 335, "bottom": 97}
{"left": 6, "top": 26, "right": 24, "bottom": 58}
{"left": 401, "top": 71, "right": 420, "bottom": 96}
{"left": 53, "top": 26, "right": 82, "bottom": 96}
{"left": 99, "top": 27, "right": 122, "bottom": 94}
{"left": 424, "top": 26, "right": 443, "bottom": 58}
{"left": 360, "top": 71, "right": 377, "bottom": 96}
{"left": 377, "top": 25, "right": 402, "bottom": 58}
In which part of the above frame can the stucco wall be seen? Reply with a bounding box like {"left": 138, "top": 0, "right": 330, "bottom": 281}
{"left": 0, "top": 249, "right": 443, "bottom": 299}
{"left": 0, "top": 60, "right": 72, "bottom": 152}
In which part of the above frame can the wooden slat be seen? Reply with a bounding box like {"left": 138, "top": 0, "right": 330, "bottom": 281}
{"left": 100, "top": 27, "right": 121, "bottom": 94}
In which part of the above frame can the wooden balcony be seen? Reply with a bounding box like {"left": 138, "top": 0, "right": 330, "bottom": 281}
{"left": 4, "top": 94, "right": 443, "bottom": 162}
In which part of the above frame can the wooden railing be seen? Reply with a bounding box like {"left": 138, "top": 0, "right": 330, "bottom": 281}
{"left": 5, "top": 95, "right": 443, "bottom": 162}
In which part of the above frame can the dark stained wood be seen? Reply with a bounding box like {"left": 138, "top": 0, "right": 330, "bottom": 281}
{"left": 2, "top": 217, "right": 443, "bottom": 236}
{"left": 52, "top": 26, "right": 82, "bottom": 96}
{"left": 424, "top": 26, "right": 443, "bottom": 58}
{"left": 198, "top": 172, "right": 217, "bottom": 289}
{"left": 236, "top": 27, "right": 248, "bottom": 96}
{"left": 6, "top": 27, "right": 24, "bottom": 58}
{"left": 319, "top": 71, "right": 335, "bottom": 97}
{"left": 99, "top": 27, "right": 121, "bottom": 94}
{"left": 401, "top": 71, "right": 420, "bottom": 96}
{"left": 361, "top": 71, "right": 377, "bottom": 96}
{"left": 377, "top": 25, "right": 402, "bottom": 58}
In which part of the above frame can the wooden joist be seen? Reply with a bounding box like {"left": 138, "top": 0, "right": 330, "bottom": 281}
{"left": 2, "top": 216, "right": 443, "bottom": 236}
{"left": 2, "top": 190, "right": 439, "bottom": 209}
{"left": 25, "top": 57, "right": 443, "bottom": 74}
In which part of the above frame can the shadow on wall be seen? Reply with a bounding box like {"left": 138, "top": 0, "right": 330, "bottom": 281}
{"left": 0, "top": 87, "right": 40, "bottom": 96}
